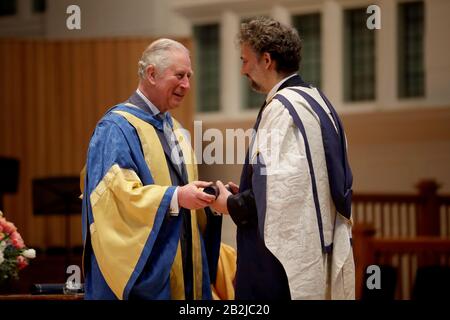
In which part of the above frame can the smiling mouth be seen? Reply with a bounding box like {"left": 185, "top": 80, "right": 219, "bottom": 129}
{"left": 174, "top": 93, "right": 184, "bottom": 98}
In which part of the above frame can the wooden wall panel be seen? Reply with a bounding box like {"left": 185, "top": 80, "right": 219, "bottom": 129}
{"left": 0, "top": 41, "right": 4, "bottom": 152}
{"left": 0, "top": 37, "right": 194, "bottom": 249}
{"left": 32, "top": 41, "right": 47, "bottom": 247}
{"left": 8, "top": 40, "right": 22, "bottom": 229}
{"left": 22, "top": 40, "right": 35, "bottom": 247}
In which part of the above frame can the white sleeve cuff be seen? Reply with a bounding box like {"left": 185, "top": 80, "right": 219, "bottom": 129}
{"left": 211, "top": 208, "right": 222, "bottom": 216}
{"left": 170, "top": 187, "right": 180, "bottom": 216}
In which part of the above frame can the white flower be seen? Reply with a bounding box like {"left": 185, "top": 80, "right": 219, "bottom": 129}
{"left": 22, "top": 248, "right": 36, "bottom": 259}
{"left": 0, "top": 240, "right": 6, "bottom": 252}
{"left": 0, "top": 251, "right": 4, "bottom": 265}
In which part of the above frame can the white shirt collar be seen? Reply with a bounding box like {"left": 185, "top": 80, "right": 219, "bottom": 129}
{"left": 136, "top": 88, "right": 161, "bottom": 115}
{"left": 265, "top": 73, "right": 297, "bottom": 103}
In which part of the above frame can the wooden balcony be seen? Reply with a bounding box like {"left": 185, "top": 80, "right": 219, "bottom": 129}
{"left": 352, "top": 180, "right": 450, "bottom": 299}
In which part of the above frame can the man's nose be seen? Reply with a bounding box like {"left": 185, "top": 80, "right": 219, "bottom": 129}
{"left": 180, "top": 76, "right": 190, "bottom": 90}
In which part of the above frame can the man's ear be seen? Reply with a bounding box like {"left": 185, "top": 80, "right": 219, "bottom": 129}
{"left": 146, "top": 64, "right": 157, "bottom": 85}
{"left": 262, "top": 52, "right": 274, "bottom": 70}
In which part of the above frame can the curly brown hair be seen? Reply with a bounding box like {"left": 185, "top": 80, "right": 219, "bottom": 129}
{"left": 238, "top": 16, "right": 302, "bottom": 75}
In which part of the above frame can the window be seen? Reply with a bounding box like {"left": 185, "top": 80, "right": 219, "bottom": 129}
{"left": 0, "top": 0, "right": 46, "bottom": 18}
{"left": 344, "top": 8, "right": 375, "bottom": 101}
{"left": 0, "top": 0, "right": 16, "bottom": 17}
{"left": 33, "top": 0, "right": 46, "bottom": 13}
{"left": 292, "top": 13, "right": 322, "bottom": 88}
{"left": 193, "top": 24, "right": 220, "bottom": 112}
{"left": 398, "top": 1, "right": 425, "bottom": 98}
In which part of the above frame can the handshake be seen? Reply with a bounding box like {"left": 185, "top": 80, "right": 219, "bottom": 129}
{"left": 177, "top": 180, "right": 239, "bottom": 215}
{"left": 203, "top": 183, "right": 232, "bottom": 198}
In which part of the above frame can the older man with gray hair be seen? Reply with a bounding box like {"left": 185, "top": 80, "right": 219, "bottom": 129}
{"left": 81, "top": 38, "right": 222, "bottom": 300}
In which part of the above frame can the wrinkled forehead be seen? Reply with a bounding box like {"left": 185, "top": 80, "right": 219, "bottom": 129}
{"left": 166, "top": 49, "right": 193, "bottom": 71}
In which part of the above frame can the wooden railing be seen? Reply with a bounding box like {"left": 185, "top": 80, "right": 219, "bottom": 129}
{"left": 352, "top": 180, "right": 450, "bottom": 299}
{"left": 353, "top": 225, "right": 450, "bottom": 299}
{"left": 440, "top": 196, "right": 450, "bottom": 237}
{"left": 352, "top": 180, "right": 450, "bottom": 238}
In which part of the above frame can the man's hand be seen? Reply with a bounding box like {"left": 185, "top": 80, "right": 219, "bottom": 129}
{"left": 227, "top": 181, "right": 239, "bottom": 195}
{"left": 210, "top": 180, "right": 232, "bottom": 214}
{"left": 178, "top": 181, "right": 216, "bottom": 210}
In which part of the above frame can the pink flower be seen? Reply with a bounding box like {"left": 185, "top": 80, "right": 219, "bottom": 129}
{"left": 12, "top": 238, "right": 25, "bottom": 249}
{"left": 10, "top": 231, "right": 25, "bottom": 249}
{"left": 3, "top": 221, "right": 17, "bottom": 234}
{"left": 0, "top": 211, "right": 35, "bottom": 279}
{"left": 17, "top": 255, "right": 29, "bottom": 270}
{"left": 10, "top": 231, "right": 23, "bottom": 241}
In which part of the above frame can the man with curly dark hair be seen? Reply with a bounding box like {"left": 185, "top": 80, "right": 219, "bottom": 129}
{"left": 211, "top": 17, "right": 355, "bottom": 300}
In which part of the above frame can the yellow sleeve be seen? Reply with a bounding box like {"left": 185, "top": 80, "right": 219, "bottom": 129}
{"left": 212, "top": 243, "right": 237, "bottom": 300}
{"left": 89, "top": 163, "right": 173, "bottom": 299}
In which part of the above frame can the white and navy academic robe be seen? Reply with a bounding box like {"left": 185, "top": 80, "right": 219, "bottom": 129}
{"left": 229, "top": 76, "right": 354, "bottom": 300}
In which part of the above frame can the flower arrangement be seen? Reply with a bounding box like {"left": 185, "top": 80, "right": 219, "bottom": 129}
{"left": 0, "top": 210, "right": 36, "bottom": 284}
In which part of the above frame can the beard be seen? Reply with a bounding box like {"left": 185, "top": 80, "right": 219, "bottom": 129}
{"left": 248, "top": 77, "right": 263, "bottom": 92}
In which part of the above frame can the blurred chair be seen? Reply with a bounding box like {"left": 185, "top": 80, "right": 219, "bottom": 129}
{"left": 412, "top": 265, "right": 450, "bottom": 300}
{"left": 361, "top": 265, "right": 398, "bottom": 300}
{"left": 32, "top": 176, "right": 82, "bottom": 255}
{"left": 0, "top": 157, "right": 19, "bottom": 211}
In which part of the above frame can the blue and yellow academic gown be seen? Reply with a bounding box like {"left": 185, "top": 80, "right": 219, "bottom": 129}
{"left": 81, "top": 94, "right": 222, "bottom": 300}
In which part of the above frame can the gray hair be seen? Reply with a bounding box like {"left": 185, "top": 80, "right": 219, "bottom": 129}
{"left": 138, "top": 38, "right": 189, "bottom": 79}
